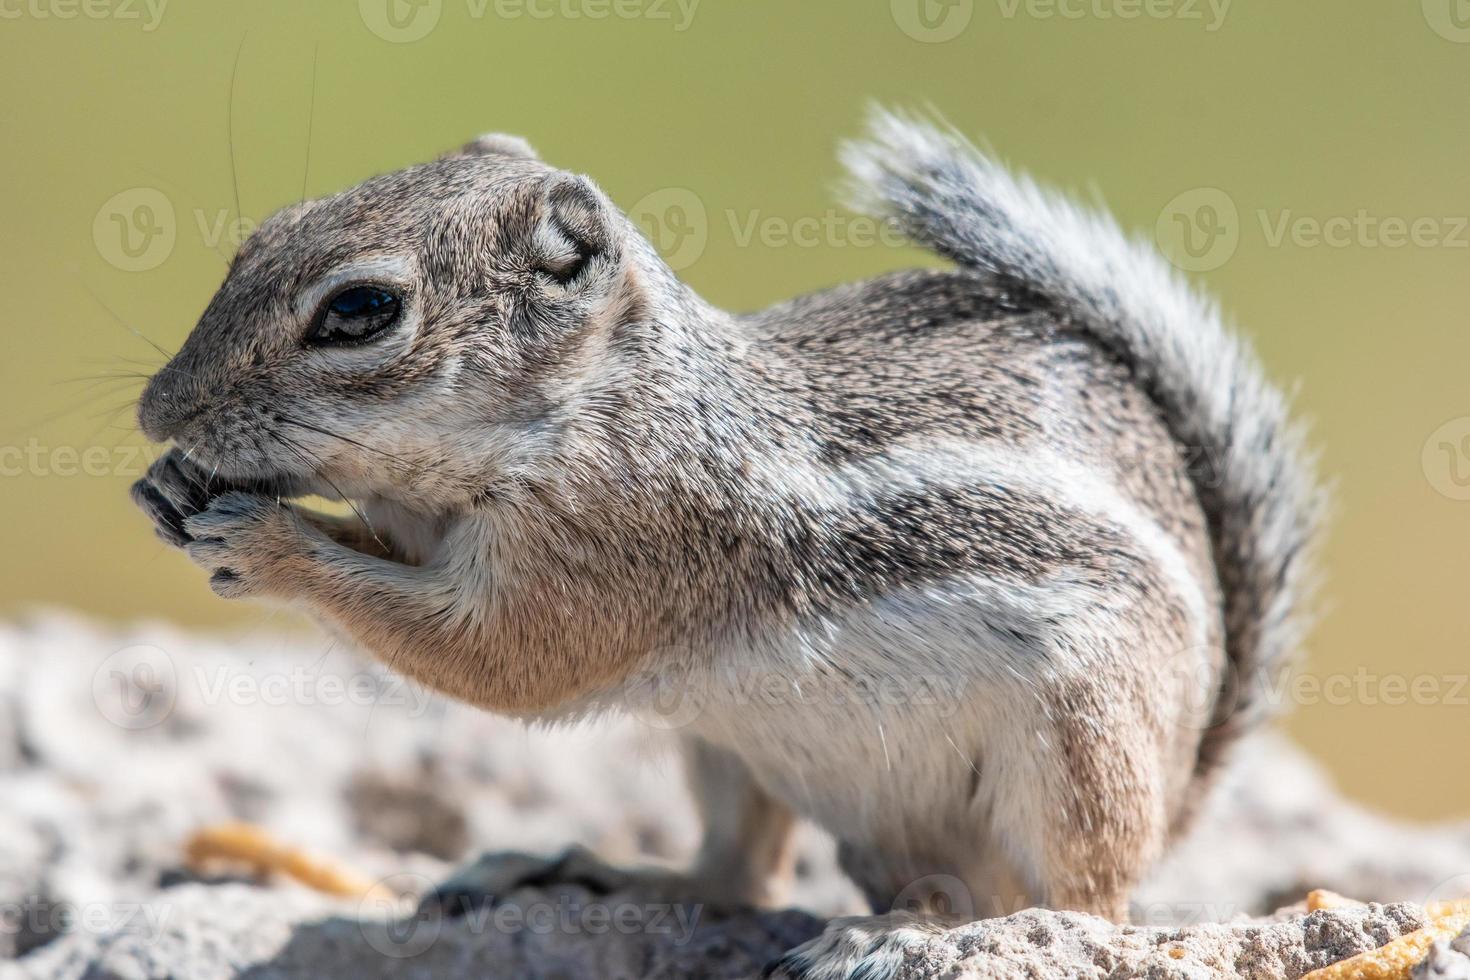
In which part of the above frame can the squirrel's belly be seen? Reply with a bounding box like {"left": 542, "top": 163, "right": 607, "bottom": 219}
{"left": 681, "top": 581, "right": 1085, "bottom": 841}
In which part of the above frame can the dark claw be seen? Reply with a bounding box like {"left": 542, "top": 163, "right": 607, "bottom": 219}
{"left": 131, "top": 479, "right": 191, "bottom": 547}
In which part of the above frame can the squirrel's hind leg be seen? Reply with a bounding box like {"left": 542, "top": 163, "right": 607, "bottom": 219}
{"left": 419, "top": 734, "right": 798, "bottom": 917}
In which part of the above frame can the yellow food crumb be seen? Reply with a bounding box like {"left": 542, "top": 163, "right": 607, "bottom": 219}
{"left": 1308, "top": 890, "right": 1366, "bottom": 913}
{"left": 185, "top": 822, "right": 394, "bottom": 903}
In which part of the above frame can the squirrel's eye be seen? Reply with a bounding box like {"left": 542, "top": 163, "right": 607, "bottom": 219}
{"left": 307, "top": 285, "right": 403, "bottom": 346}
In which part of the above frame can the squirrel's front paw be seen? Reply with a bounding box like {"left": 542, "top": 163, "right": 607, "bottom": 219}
{"left": 182, "top": 492, "right": 308, "bottom": 599}
{"left": 130, "top": 448, "right": 215, "bottom": 547}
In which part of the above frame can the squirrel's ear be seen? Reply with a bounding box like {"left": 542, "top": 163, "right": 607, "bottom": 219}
{"left": 444, "top": 133, "right": 540, "bottom": 162}
{"left": 528, "top": 173, "right": 621, "bottom": 286}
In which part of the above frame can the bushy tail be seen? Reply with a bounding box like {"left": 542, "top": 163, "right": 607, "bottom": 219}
{"left": 841, "top": 110, "right": 1325, "bottom": 776}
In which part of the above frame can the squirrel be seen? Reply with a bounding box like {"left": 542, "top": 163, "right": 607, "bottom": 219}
{"left": 132, "top": 112, "right": 1322, "bottom": 977}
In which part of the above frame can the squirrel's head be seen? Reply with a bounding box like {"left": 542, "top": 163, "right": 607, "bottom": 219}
{"left": 137, "top": 134, "right": 657, "bottom": 508}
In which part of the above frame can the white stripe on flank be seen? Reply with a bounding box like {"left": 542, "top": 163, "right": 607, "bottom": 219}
{"left": 751, "top": 436, "right": 1213, "bottom": 656}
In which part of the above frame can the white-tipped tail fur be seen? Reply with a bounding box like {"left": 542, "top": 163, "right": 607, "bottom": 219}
{"left": 841, "top": 109, "right": 1325, "bottom": 776}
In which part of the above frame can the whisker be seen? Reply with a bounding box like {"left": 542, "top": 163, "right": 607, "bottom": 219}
{"left": 86, "top": 400, "right": 144, "bottom": 444}
{"left": 150, "top": 360, "right": 207, "bottom": 384}
{"left": 86, "top": 397, "right": 143, "bottom": 422}
{"left": 300, "top": 42, "right": 319, "bottom": 205}
{"left": 228, "top": 31, "right": 249, "bottom": 244}
{"left": 56, "top": 372, "right": 152, "bottom": 385}
{"left": 81, "top": 279, "right": 173, "bottom": 359}
{"left": 261, "top": 430, "right": 315, "bottom": 557}
{"left": 3, "top": 385, "right": 146, "bottom": 441}
{"left": 277, "top": 433, "right": 389, "bottom": 555}
{"left": 81, "top": 354, "right": 161, "bottom": 369}
{"left": 52, "top": 379, "right": 147, "bottom": 406}
{"left": 275, "top": 414, "right": 419, "bottom": 467}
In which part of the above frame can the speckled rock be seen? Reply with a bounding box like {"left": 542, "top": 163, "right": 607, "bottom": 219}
{"left": 923, "top": 903, "right": 1427, "bottom": 979}
{"left": 3, "top": 614, "right": 1470, "bottom": 979}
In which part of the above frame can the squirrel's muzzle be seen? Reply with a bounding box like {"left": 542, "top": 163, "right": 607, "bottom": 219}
{"left": 137, "top": 366, "right": 202, "bottom": 443}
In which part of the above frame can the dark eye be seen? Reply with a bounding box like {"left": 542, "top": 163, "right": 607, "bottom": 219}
{"left": 307, "top": 285, "right": 403, "bottom": 346}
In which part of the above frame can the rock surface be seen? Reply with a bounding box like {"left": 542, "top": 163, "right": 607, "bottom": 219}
{"left": 1, "top": 613, "right": 1468, "bottom": 979}
{"left": 1417, "top": 927, "right": 1470, "bottom": 980}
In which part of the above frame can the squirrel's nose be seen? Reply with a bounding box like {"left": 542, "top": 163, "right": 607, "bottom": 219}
{"left": 137, "top": 368, "right": 199, "bottom": 443}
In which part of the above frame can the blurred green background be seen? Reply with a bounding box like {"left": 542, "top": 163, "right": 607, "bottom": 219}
{"left": 2, "top": 1, "right": 1467, "bottom": 818}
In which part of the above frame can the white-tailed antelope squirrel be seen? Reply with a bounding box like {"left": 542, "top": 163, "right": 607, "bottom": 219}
{"left": 132, "top": 113, "right": 1322, "bottom": 978}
